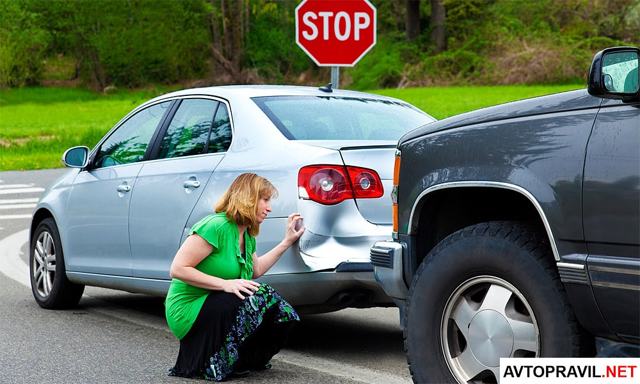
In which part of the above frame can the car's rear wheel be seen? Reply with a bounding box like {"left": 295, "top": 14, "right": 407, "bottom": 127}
{"left": 405, "top": 221, "right": 590, "bottom": 383}
{"left": 30, "top": 218, "right": 84, "bottom": 309}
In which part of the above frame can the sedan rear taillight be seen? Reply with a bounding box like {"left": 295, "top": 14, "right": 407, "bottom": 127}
{"left": 298, "top": 165, "right": 384, "bottom": 205}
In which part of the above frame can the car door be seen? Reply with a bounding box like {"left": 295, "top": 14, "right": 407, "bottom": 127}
{"left": 64, "top": 101, "right": 172, "bottom": 276}
{"left": 130, "top": 98, "right": 232, "bottom": 280}
{"left": 583, "top": 97, "right": 640, "bottom": 341}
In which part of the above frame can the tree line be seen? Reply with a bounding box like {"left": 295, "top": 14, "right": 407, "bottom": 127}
{"left": 0, "top": 0, "right": 637, "bottom": 90}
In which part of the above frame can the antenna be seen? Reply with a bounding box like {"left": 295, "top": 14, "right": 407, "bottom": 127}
{"left": 319, "top": 83, "right": 333, "bottom": 93}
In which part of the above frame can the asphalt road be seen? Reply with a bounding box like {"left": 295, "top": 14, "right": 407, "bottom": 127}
{"left": 0, "top": 169, "right": 412, "bottom": 384}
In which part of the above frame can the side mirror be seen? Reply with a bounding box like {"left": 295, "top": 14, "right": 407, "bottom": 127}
{"left": 588, "top": 46, "right": 639, "bottom": 101}
{"left": 62, "top": 146, "right": 89, "bottom": 168}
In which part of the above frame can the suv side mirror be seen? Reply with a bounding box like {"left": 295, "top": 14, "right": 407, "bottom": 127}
{"left": 588, "top": 46, "right": 639, "bottom": 101}
{"left": 62, "top": 146, "right": 89, "bottom": 168}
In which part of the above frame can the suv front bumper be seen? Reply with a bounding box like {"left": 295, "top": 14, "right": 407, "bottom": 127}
{"left": 370, "top": 241, "right": 408, "bottom": 300}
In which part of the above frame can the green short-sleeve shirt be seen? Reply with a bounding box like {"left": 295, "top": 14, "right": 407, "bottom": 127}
{"left": 165, "top": 213, "right": 256, "bottom": 339}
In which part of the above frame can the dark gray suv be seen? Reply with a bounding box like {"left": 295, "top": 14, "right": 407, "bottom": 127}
{"left": 371, "top": 46, "right": 639, "bottom": 383}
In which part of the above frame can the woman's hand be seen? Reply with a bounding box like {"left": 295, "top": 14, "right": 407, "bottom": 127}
{"left": 222, "top": 279, "right": 261, "bottom": 299}
{"left": 283, "top": 213, "right": 305, "bottom": 246}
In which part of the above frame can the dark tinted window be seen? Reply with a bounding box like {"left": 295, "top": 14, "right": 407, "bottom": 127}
{"left": 207, "top": 103, "right": 232, "bottom": 153}
{"left": 253, "top": 96, "right": 434, "bottom": 141}
{"left": 158, "top": 99, "right": 219, "bottom": 159}
{"left": 94, "top": 101, "right": 171, "bottom": 168}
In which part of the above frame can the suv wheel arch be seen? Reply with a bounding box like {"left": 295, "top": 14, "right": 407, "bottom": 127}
{"left": 408, "top": 182, "right": 560, "bottom": 264}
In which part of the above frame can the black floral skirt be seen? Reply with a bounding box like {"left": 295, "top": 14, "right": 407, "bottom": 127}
{"left": 169, "top": 284, "right": 299, "bottom": 381}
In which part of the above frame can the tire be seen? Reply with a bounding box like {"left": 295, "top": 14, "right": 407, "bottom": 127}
{"left": 30, "top": 218, "right": 84, "bottom": 309}
{"left": 405, "top": 221, "right": 590, "bottom": 384}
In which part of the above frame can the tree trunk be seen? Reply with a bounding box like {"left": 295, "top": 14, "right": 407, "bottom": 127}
{"left": 430, "top": 0, "right": 446, "bottom": 52}
{"left": 230, "top": 0, "right": 244, "bottom": 73}
{"left": 208, "top": 0, "right": 244, "bottom": 82}
{"left": 405, "top": 0, "right": 420, "bottom": 41}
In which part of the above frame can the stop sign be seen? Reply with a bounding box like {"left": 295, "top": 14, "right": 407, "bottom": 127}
{"left": 295, "top": 0, "right": 376, "bottom": 67}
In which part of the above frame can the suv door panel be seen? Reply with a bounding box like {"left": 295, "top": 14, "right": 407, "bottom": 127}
{"left": 584, "top": 100, "right": 640, "bottom": 339}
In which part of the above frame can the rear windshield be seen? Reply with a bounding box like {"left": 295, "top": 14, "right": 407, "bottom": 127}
{"left": 252, "top": 96, "right": 435, "bottom": 141}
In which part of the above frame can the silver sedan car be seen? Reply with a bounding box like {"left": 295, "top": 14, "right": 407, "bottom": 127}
{"left": 30, "top": 85, "right": 435, "bottom": 312}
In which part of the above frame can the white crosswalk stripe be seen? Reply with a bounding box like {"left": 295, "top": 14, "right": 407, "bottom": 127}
{"left": 0, "top": 214, "right": 34, "bottom": 221}
{"left": 0, "top": 184, "right": 34, "bottom": 189}
{"left": 0, "top": 198, "right": 39, "bottom": 204}
{"left": 0, "top": 204, "right": 37, "bottom": 210}
{"left": 0, "top": 181, "right": 43, "bottom": 221}
{"left": 0, "top": 187, "right": 45, "bottom": 195}
{"left": 0, "top": 214, "right": 33, "bottom": 220}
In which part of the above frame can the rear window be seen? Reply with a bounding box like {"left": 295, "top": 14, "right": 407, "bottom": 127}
{"left": 253, "top": 96, "right": 434, "bottom": 141}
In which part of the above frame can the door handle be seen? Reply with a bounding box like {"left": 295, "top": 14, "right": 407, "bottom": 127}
{"left": 117, "top": 184, "right": 131, "bottom": 193}
{"left": 183, "top": 180, "right": 201, "bottom": 189}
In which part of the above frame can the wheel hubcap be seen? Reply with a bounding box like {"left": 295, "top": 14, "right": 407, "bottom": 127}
{"left": 33, "top": 231, "right": 56, "bottom": 298}
{"left": 468, "top": 310, "right": 513, "bottom": 367}
{"left": 441, "top": 276, "right": 539, "bottom": 383}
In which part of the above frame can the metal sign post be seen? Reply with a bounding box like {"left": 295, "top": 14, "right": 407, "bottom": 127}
{"left": 331, "top": 66, "right": 340, "bottom": 89}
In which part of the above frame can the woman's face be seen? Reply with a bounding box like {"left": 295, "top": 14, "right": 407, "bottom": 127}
{"left": 256, "top": 195, "right": 272, "bottom": 224}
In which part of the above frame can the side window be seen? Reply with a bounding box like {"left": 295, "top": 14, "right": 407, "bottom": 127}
{"left": 208, "top": 103, "right": 232, "bottom": 153}
{"left": 94, "top": 101, "right": 171, "bottom": 168}
{"left": 158, "top": 99, "right": 219, "bottom": 159}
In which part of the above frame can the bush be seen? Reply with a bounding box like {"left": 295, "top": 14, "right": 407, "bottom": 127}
{"left": 414, "top": 48, "right": 488, "bottom": 85}
{"left": 31, "top": 0, "right": 211, "bottom": 89}
{"left": 0, "top": 1, "right": 50, "bottom": 87}
{"left": 349, "top": 36, "right": 418, "bottom": 90}
{"left": 244, "top": 1, "right": 311, "bottom": 82}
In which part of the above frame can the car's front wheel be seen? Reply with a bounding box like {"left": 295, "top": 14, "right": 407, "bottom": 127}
{"left": 30, "top": 218, "right": 84, "bottom": 309}
{"left": 405, "top": 221, "right": 590, "bottom": 383}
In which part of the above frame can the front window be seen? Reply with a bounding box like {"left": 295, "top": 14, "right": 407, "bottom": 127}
{"left": 94, "top": 101, "right": 171, "bottom": 168}
{"left": 253, "top": 96, "right": 434, "bottom": 141}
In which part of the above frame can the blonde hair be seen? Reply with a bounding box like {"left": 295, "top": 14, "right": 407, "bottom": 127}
{"left": 215, "top": 173, "right": 277, "bottom": 237}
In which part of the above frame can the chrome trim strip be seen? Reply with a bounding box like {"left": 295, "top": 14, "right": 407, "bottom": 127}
{"left": 556, "top": 262, "right": 585, "bottom": 270}
{"left": 592, "top": 281, "right": 640, "bottom": 291}
{"left": 408, "top": 181, "right": 560, "bottom": 261}
{"left": 590, "top": 265, "right": 640, "bottom": 276}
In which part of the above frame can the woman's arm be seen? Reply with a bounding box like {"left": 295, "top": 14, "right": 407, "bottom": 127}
{"left": 253, "top": 213, "right": 304, "bottom": 278}
{"left": 170, "top": 234, "right": 260, "bottom": 299}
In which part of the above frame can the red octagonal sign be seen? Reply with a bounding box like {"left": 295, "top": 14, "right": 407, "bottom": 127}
{"left": 296, "top": 0, "right": 376, "bottom": 67}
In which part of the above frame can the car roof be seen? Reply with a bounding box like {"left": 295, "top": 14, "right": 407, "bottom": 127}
{"left": 146, "top": 84, "right": 404, "bottom": 104}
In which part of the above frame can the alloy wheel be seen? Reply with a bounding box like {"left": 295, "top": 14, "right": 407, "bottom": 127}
{"left": 33, "top": 231, "right": 56, "bottom": 298}
{"left": 441, "top": 276, "right": 539, "bottom": 383}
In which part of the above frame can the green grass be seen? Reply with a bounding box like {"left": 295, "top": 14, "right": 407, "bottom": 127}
{"left": 0, "top": 84, "right": 583, "bottom": 171}
{"left": 370, "top": 84, "right": 584, "bottom": 120}
{"left": 0, "top": 87, "right": 170, "bottom": 170}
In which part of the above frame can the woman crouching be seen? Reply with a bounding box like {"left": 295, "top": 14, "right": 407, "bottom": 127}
{"left": 165, "top": 173, "right": 304, "bottom": 381}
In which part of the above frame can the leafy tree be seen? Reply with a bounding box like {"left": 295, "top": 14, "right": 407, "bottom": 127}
{"left": 0, "top": 1, "right": 50, "bottom": 87}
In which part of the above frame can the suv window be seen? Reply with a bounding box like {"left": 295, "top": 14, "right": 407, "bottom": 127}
{"left": 253, "top": 96, "right": 434, "bottom": 141}
{"left": 207, "top": 103, "right": 232, "bottom": 153}
{"left": 158, "top": 99, "right": 219, "bottom": 159}
{"left": 94, "top": 101, "right": 171, "bottom": 168}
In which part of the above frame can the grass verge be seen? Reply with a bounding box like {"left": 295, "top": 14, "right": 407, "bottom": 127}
{"left": 0, "top": 84, "right": 583, "bottom": 171}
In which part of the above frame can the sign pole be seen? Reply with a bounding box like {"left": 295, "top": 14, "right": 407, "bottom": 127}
{"left": 331, "top": 66, "right": 340, "bottom": 89}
